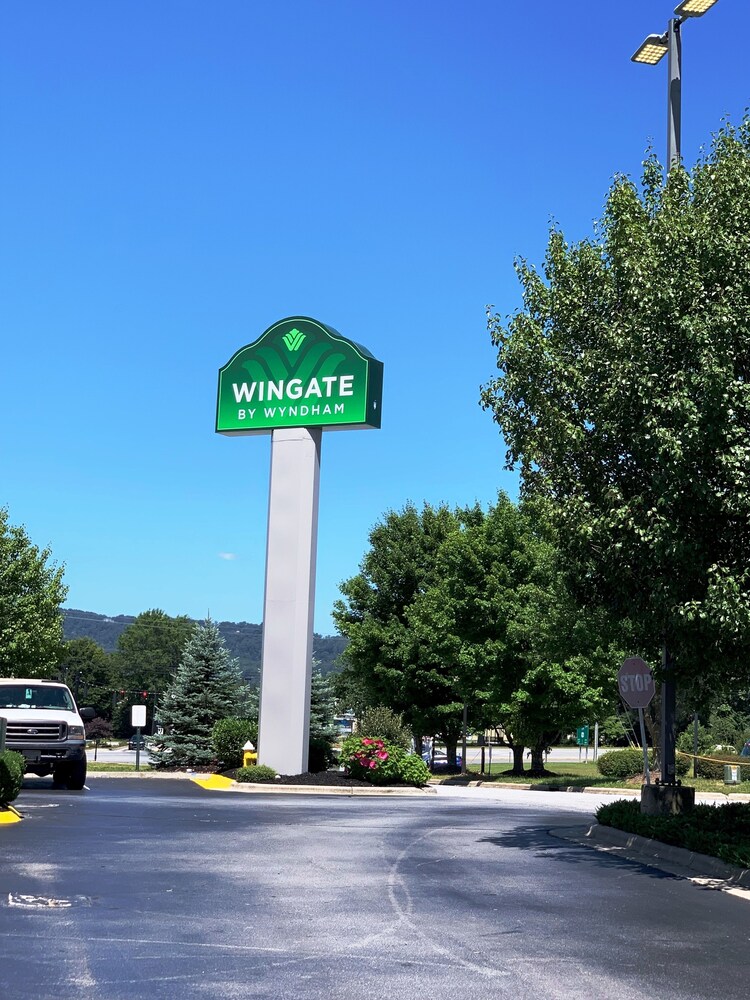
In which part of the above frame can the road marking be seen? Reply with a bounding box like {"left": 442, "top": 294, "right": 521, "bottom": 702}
{"left": 191, "top": 775, "right": 234, "bottom": 790}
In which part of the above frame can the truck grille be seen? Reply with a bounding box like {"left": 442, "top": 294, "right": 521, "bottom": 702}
{"left": 5, "top": 722, "right": 66, "bottom": 742}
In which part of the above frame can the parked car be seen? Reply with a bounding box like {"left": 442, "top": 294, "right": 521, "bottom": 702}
{"left": 128, "top": 734, "right": 147, "bottom": 750}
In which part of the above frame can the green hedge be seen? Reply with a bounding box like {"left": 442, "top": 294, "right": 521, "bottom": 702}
{"left": 235, "top": 764, "right": 277, "bottom": 783}
{"left": 597, "top": 748, "right": 654, "bottom": 778}
{"left": 692, "top": 750, "right": 750, "bottom": 781}
{"left": 211, "top": 717, "right": 258, "bottom": 770}
{"left": 0, "top": 750, "right": 24, "bottom": 805}
{"left": 597, "top": 747, "right": 689, "bottom": 779}
{"left": 596, "top": 798, "right": 750, "bottom": 868}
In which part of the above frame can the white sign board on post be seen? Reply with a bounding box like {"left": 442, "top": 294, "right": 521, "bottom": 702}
{"left": 618, "top": 657, "right": 655, "bottom": 784}
{"left": 131, "top": 705, "right": 147, "bottom": 728}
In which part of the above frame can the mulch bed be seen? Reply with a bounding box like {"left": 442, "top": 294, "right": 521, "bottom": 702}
{"left": 223, "top": 768, "right": 389, "bottom": 787}
{"left": 151, "top": 766, "right": 435, "bottom": 787}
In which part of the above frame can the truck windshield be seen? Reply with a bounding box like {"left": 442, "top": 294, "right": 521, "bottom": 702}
{"left": 0, "top": 685, "right": 75, "bottom": 711}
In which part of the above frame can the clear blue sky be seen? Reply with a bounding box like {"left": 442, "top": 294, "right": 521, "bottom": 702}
{"left": 2, "top": 1, "right": 747, "bottom": 635}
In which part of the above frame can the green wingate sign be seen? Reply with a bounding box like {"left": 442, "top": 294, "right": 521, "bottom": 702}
{"left": 216, "top": 317, "right": 383, "bottom": 435}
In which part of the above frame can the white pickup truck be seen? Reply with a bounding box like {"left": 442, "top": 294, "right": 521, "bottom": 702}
{"left": 0, "top": 678, "right": 96, "bottom": 789}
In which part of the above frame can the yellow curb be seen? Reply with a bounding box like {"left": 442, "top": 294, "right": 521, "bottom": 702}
{"left": 0, "top": 805, "right": 22, "bottom": 824}
{"left": 191, "top": 775, "right": 235, "bottom": 790}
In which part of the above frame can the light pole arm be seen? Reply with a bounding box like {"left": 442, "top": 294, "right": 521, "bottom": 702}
{"left": 667, "top": 18, "right": 682, "bottom": 168}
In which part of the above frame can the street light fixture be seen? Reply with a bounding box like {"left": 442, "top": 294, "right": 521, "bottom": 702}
{"left": 631, "top": 0, "right": 721, "bottom": 787}
{"left": 631, "top": 34, "right": 668, "bottom": 65}
{"left": 674, "top": 0, "right": 720, "bottom": 16}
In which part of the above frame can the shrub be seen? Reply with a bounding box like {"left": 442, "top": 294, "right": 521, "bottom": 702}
{"left": 0, "top": 750, "right": 24, "bottom": 805}
{"left": 340, "top": 736, "right": 431, "bottom": 786}
{"left": 396, "top": 753, "right": 432, "bottom": 787}
{"left": 597, "top": 748, "right": 655, "bottom": 778}
{"left": 341, "top": 736, "right": 402, "bottom": 784}
{"left": 694, "top": 750, "right": 750, "bottom": 782}
{"left": 596, "top": 798, "right": 750, "bottom": 868}
{"left": 211, "top": 717, "right": 258, "bottom": 769}
{"left": 235, "top": 764, "right": 277, "bottom": 783}
{"left": 356, "top": 707, "right": 411, "bottom": 750}
{"left": 85, "top": 717, "right": 113, "bottom": 743}
{"left": 308, "top": 735, "right": 334, "bottom": 773}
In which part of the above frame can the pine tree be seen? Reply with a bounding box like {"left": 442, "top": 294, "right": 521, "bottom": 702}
{"left": 307, "top": 668, "right": 338, "bottom": 771}
{"left": 150, "top": 619, "right": 248, "bottom": 769}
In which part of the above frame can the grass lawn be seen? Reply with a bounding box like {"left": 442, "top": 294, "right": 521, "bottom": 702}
{"left": 87, "top": 762, "right": 150, "bottom": 772}
{"left": 457, "top": 761, "right": 749, "bottom": 795}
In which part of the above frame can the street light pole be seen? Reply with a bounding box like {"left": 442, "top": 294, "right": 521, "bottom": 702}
{"left": 667, "top": 18, "right": 682, "bottom": 167}
{"left": 631, "top": 0, "right": 721, "bottom": 789}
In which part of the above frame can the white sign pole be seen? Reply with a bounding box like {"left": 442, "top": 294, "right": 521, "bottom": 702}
{"left": 257, "top": 427, "right": 321, "bottom": 775}
{"left": 638, "top": 707, "right": 651, "bottom": 785}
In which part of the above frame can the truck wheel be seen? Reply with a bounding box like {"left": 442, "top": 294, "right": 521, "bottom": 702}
{"left": 66, "top": 760, "right": 87, "bottom": 790}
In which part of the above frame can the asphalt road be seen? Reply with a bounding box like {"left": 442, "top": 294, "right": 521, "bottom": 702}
{"left": 2, "top": 777, "right": 748, "bottom": 1000}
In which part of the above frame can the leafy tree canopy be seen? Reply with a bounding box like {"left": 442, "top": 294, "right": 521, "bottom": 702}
{"left": 407, "top": 494, "right": 623, "bottom": 771}
{"left": 0, "top": 508, "right": 67, "bottom": 677}
{"left": 113, "top": 609, "right": 194, "bottom": 695}
{"left": 58, "top": 637, "right": 113, "bottom": 716}
{"left": 481, "top": 118, "right": 750, "bottom": 698}
{"left": 333, "top": 501, "right": 470, "bottom": 745}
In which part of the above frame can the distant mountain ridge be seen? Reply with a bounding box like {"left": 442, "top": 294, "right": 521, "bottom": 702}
{"left": 62, "top": 608, "right": 348, "bottom": 682}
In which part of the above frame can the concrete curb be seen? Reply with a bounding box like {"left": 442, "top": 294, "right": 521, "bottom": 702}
{"left": 82, "top": 771, "right": 750, "bottom": 802}
{"left": 226, "top": 782, "right": 437, "bottom": 796}
{"left": 551, "top": 823, "right": 750, "bottom": 888}
{"left": 84, "top": 772, "right": 436, "bottom": 795}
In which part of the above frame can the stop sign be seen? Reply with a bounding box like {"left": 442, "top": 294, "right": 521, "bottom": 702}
{"left": 618, "top": 657, "right": 655, "bottom": 709}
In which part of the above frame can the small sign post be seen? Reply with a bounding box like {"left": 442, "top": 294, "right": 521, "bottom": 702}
{"left": 618, "top": 658, "right": 655, "bottom": 784}
{"left": 576, "top": 725, "right": 590, "bottom": 762}
{"left": 131, "top": 704, "right": 146, "bottom": 772}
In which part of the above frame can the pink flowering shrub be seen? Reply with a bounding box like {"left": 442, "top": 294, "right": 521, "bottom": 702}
{"left": 339, "top": 735, "right": 430, "bottom": 786}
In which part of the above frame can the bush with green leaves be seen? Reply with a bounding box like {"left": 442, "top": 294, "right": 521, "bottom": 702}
{"left": 355, "top": 707, "right": 411, "bottom": 750}
{"left": 596, "top": 798, "right": 750, "bottom": 869}
{"left": 0, "top": 750, "right": 24, "bottom": 805}
{"left": 308, "top": 735, "right": 333, "bottom": 773}
{"left": 340, "top": 735, "right": 430, "bottom": 786}
{"left": 396, "top": 752, "right": 432, "bottom": 787}
{"left": 235, "top": 764, "right": 277, "bottom": 783}
{"left": 693, "top": 750, "right": 750, "bottom": 782}
{"left": 597, "top": 748, "right": 655, "bottom": 778}
{"left": 211, "top": 717, "right": 258, "bottom": 769}
{"left": 597, "top": 747, "right": 688, "bottom": 779}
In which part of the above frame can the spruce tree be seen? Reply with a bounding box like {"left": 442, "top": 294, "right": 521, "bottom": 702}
{"left": 150, "top": 619, "right": 248, "bottom": 769}
{"left": 307, "top": 668, "right": 338, "bottom": 771}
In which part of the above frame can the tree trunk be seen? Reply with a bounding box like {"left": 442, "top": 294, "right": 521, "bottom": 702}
{"left": 529, "top": 745, "right": 546, "bottom": 776}
{"left": 510, "top": 744, "right": 526, "bottom": 775}
{"left": 444, "top": 739, "right": 458, "bottom": 768}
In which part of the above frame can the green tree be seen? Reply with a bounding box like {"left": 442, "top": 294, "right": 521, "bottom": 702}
{"left": 408, "top": 495, "right": 619, "bottom": 773}
{"left": 0, "top": 508, "right": 67, "bottom": 677}
{"left": 112, "top": 609, "right": 194, "bottom": 696}
{"left": 308, "top": 668, "right": 338, "bottom": 772}
{"left": 149, "top": 619, "right": 249, "bottom": 769}
{"left": 333, "top": 502, "right": 469, "bottom": 760}
{"left": 481, "top": 119, "right": 750, "bottom": 734}
{"left": 58, "top": 637, "right": 113, "bottom": 716}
